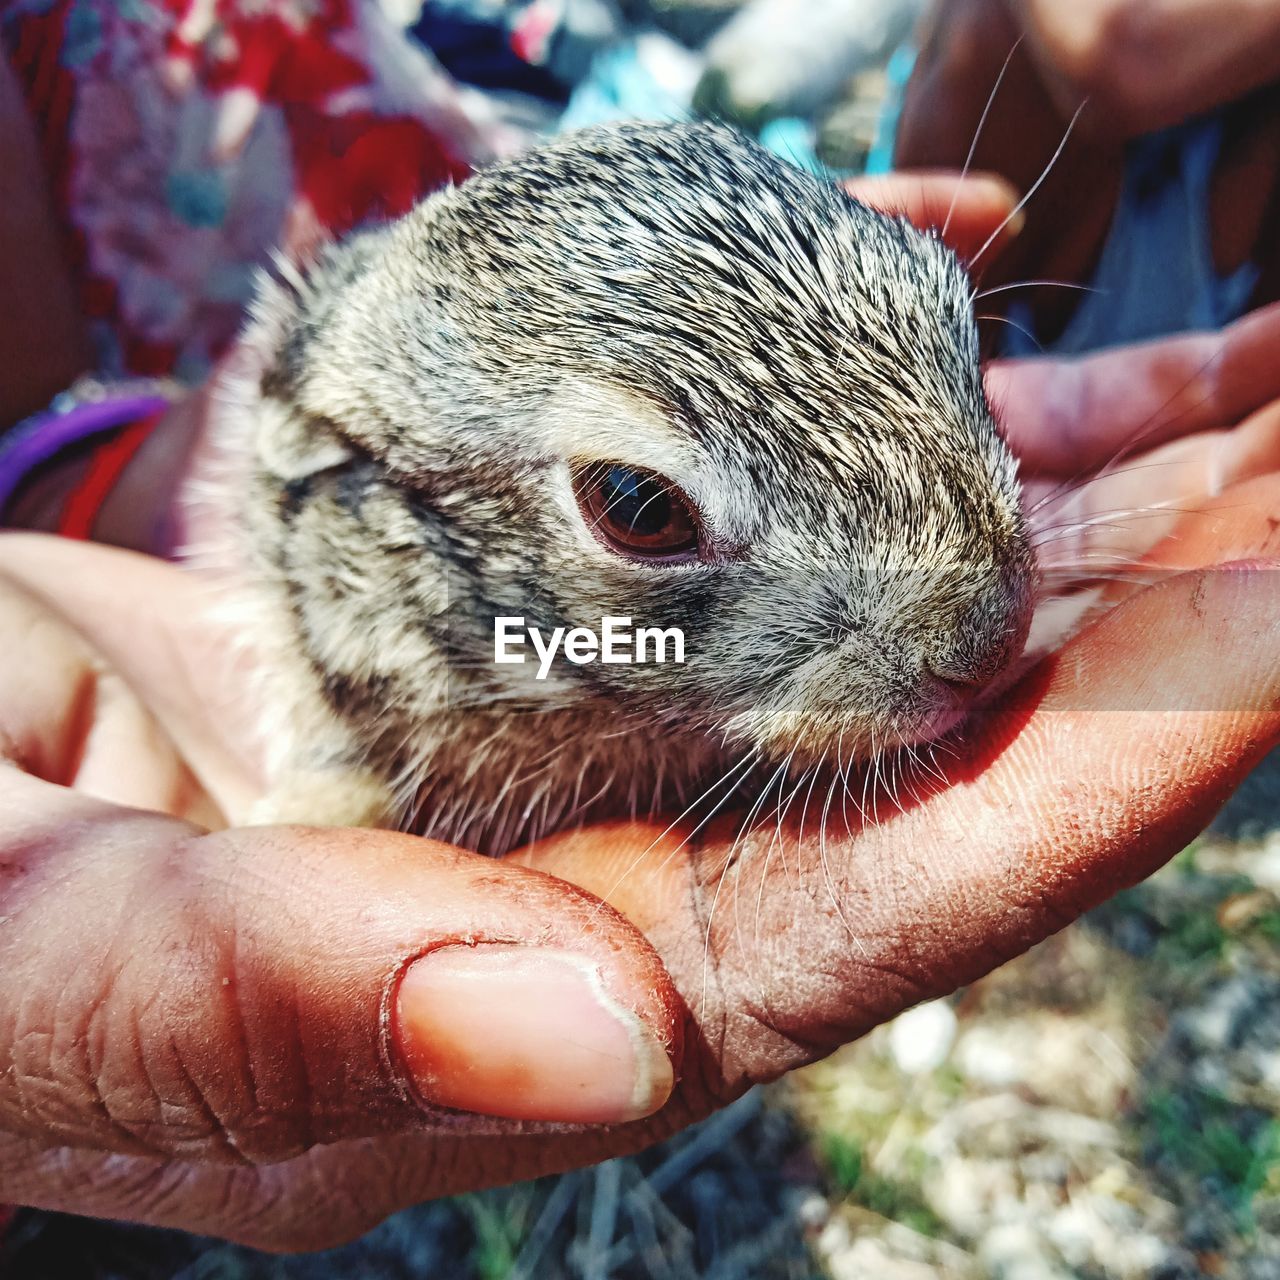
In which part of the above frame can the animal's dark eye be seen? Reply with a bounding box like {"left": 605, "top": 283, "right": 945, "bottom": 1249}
{"left": 576, "top": 463, "right": 700, "bottom": 562}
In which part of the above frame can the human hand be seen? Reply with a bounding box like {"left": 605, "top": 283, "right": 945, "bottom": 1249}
{"left": 992, "top": 300, "right": 1280, "bottom": 601}
{"left": 1, "top": 177, "right": 1278, "bottom": 1252}
{"left": 894, "top": 0, "right": 1280, "bottom": 333}
{"left": 898, "top": 0, "right": 1280, "bottom": 164}
{"left": 996, "top": 0, "right": 1280, "bottom": 138}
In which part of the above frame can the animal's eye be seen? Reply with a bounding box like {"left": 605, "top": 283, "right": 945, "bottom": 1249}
{"left": 576, "top": 463, "right": 700, "bottom": 563}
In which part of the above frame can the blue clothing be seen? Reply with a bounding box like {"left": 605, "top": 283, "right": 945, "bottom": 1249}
{"left": 1002, "top": 113, "right": 1259, "bottom": 355}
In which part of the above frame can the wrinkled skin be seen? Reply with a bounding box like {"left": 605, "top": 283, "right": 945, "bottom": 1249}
{"left": 1, "top": 175, "right": 1280, "bottom": 1252}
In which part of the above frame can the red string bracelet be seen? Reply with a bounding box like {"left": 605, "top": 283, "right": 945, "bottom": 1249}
{"left": 55, "top": 409, "right": 165, "bottom": 540}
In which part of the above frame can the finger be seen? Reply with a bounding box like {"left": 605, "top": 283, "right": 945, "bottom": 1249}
{"left": 523, "top": 561, "right": 1280, "bottom": 1087}
{"left": 1051, "top": 472, "right": 1280, "bottom": 649}
{"left": 1, "top": 1111, "right": 688, "bottom": 1253}
{"left": 842, "top": 170, "right": 1021, "bottom": 262}
{"left": 1027, "top": 397, "right": 1280, "bottom": 574}
{"left": 989, "top": 302, "right": 1280, "bottom": 476}
{"left": 1140, "top": 473, "right": 1280, "bottom": 572}
{"left": 0, "top": 781, "right": 681, "bottom": 1155}
{"left": 0, "top": 532, "right": 264, "bottom": 819}
{"left": 0, "top": 776, "right": 681, "bottom": 1158}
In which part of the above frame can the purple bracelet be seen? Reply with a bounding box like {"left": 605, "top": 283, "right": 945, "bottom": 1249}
{"left": 0, "top": 393, "right": 173, "bottom": 526}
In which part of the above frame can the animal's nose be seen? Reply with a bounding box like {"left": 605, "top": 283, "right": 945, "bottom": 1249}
{"left": 932, "top": 666, "right": 993, "bottom": 693}
{"left": 929, "top": 642, "right": 1016, "bottom": 695}
{"left": 929, "top": 572, "right": 1033, "bottom": 692}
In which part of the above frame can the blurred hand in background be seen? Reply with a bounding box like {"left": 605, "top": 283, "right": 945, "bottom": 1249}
{"left": 896, "top": 0, "right": 1280, "bottom": 347}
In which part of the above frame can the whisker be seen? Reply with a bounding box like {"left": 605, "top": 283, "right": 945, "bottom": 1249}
{"left": 1021, "top": 346, "right": 1242, "bottom": 525}
{"left": 979, "top": 311, "right": 1045, "bottom": 353}
{"left": 970, "top": 99, "right": 1087, "bottom": 271}
{"left": 710, "top": 759, "right": 791, "bottom": 1023}
{"left": 586, "top": 752, "right": 759, "bottom": 929}
{"left": 941, "top": 35, "right": 1024, "bottom": 243}
{"left": 739, "top": 758, "right": 793, "bottom": 967}
{"left": 817, "top": 757, "right": 867, "bottom": 955}
{"left": 975, "top": 279, "right": 1100, "bottom": 302}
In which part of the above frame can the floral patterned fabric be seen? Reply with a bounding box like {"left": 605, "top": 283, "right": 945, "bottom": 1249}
{"left": 1, "top": 0, "right": 519, "bottom": 381}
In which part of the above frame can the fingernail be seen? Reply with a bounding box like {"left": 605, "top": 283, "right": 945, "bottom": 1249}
{"left": 395, "top": 945, "right": 675, "bottom": 1124}
{"left": 969, "top": 172, "right": 1026, "bottom": 237}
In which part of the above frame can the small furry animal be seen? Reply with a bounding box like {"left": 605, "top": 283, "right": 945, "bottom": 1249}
{"left": 210, "top": 121, "right": 1034, "bottom": 853}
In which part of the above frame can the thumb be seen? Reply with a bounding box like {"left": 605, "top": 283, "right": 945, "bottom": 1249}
{"left": 1, "top": 791, "right": 681, "bottom": 1157}
{"left": 0, "top": 782, "right": 680, "bottom": 1162}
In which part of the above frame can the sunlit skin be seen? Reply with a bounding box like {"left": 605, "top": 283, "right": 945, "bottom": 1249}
{"left": 0, "top": 175, "right": 1278, "bottom": 1251}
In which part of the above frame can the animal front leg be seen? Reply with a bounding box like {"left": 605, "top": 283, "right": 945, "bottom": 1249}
{"left": 250, "top": 758, "right": 398, "bottom": 830}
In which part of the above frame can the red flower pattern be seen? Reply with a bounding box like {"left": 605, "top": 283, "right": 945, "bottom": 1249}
{"left": 2, "top": 0, "right": 506, "bottom": 379}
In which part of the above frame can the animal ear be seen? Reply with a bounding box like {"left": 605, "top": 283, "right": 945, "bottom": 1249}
{"left": 237, "top": 267, "right": 357, "bottom": 482}
{"left": 254, "top": 398, "right": 354, "bottom": 482}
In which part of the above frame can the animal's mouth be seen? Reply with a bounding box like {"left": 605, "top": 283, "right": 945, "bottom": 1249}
{"left": 889, "top": 684, "right": 977, "bottom": 751}
{"left": 892, "top": 580, "right": 1037, "bottom": 753}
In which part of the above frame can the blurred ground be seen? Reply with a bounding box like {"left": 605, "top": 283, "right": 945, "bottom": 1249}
{"left": 792, "top": 748, "right": 1280, "bottom": 1280}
